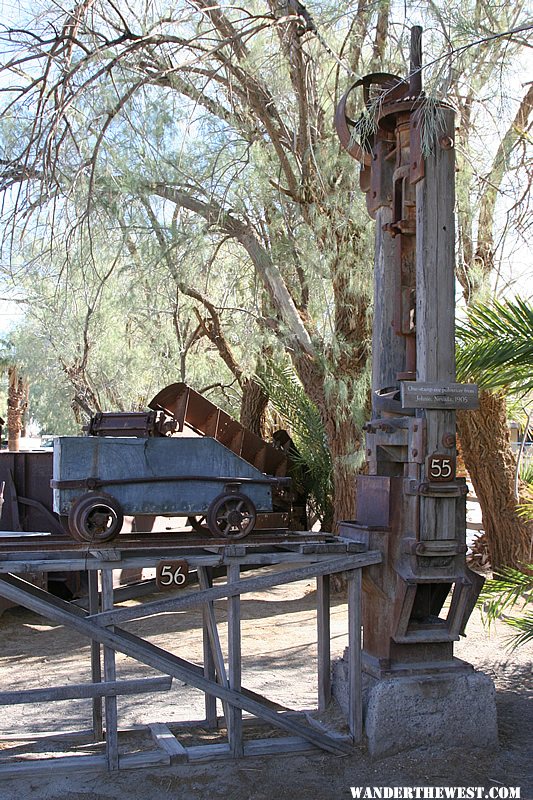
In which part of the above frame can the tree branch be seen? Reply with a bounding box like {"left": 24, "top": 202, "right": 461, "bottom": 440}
{"left": 151, "top": 182, "right": 315, "bottom": 356}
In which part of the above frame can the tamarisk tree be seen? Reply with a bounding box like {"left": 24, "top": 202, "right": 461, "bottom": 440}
{"left": 0, "top": 0, "right": 531, "bottom": 541}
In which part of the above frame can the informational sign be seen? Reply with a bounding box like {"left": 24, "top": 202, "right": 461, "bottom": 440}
{"left": 156, "top": 560, "right": 189, "bottom": 590}
{"left": 401, "top": 382, "right": 479, "bottom": 410}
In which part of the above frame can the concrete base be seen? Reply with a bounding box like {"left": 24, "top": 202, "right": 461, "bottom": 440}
{"left": 332, "top": 656, "right": 498, "bottom": 757}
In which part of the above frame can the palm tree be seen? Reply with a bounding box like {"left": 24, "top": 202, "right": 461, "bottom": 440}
{"left": 456, "top": 297, "right": 533, "bottom": 648}
{"left": 456, "top": 297, "right": 533, "bottom": 394}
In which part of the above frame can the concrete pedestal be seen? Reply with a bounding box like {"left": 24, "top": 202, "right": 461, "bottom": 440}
{"left": 332, "top": 655, "right": 498, "bottom": 757}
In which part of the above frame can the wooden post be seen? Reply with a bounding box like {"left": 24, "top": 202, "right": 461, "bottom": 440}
{"left": 227, "top": 563, "right": 243, "bottom": 756}
{"left": 197, "top": 566, "right": 232, "bottom": 726}
{"left": 316, "top": 574, "right": 331, "bottom": 712}
{"left": 347, "top": 569, "right": 362, "bottom": 743}
{"left": 101, "top": 569, "right": 119, "bottom": 771}
{"left": 203, "top": 607, "right": 217, "bottom": 728}
{"left": 416, "top": 106, "right": 458, "bottom": 545}
{"left": 88, "top": 570, "right": 103, "bottom": 742}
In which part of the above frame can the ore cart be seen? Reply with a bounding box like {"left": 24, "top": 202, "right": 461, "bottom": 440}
{"left": 53, "top": 432, "right": 293, "bottom": 548}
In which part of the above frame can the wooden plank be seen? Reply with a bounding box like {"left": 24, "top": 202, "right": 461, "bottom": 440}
{"left": 0, "top": 574, "right": 351, "bottom": 755}
{"left": 88, "top": 570, "right": 103, "bottom": 742}
{"left": 0, "top": 754, "right": 108, "bottom": 777}
{"left": 415, "top": 105, "right": 459, "bottom": 548}
{"left": 244, "top": 736, "right": 319, "bottom": 756}
{"left": 119, "top": 749, "right": 170, "bottom": 769}
{"left": 0, "top": 677, "right": 172, "bottom": 705}
{"left": 148, "top": 723, "right": 188, "bottom": 763}
{"left": 0, "top": 750, "right": 169, "bottom": 778}
{"left": 90, "top": 553, "right": 382, "bottom": 627}
{"left": 186, "top": 736, "right": 319, "bottom": 762}
{"left": 0, "top": 551, "right": 350, "bottom": 574}
{"left": 101, "top": 568, "right": 119, "bottom": 772}
{"left": 316, "top": 574, "right": 331, "bottom": 712}
{"left": 203, "top": 602, "right": 217, "bottom": 728}
{"left": 415, "top": 106, "right": 456, "bottom": 384}
{"left": 184, "top": 742, "right": 231, "bottom": 762}
{"left": 347, "top": 569, "right": 363, "bottom": 743}
{"left": 227, "top": 563, "right": 243, "bottom": 757}
{"left": 197, "top": 567, "right": 232, "bottom": 727}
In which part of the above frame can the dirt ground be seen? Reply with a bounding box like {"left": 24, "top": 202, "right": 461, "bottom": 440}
{"left": 0, "top": 571, "right": 531, "bottom": 800}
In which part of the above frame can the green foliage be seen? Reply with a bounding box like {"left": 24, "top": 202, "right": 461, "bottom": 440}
{"left": 456, "top": 297, "right": 533, "bottom": 394}
{"left": 478, "top": 564, "right": 533, "bottom": 650}
{"left": 0, "top": 0, "right": 531, "bottom": 519}
{"left": 258, "top": 359, "right": 333, "bottom": 527}
{"left": 519, "top": 460, "right": 533, "bottom": 486}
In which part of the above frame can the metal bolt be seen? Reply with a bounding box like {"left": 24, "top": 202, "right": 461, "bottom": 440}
{"left": 439, "top": 135, "right": 454, "bottom": 150}
{"left": 412, "top": 449, "right": 418, "bottom": 457}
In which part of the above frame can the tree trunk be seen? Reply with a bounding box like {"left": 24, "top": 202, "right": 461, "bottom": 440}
{"left": 322, "top": 406, "right": 362, "bottom": 527}
{"left": 240, "top": 378, "right": 269, "bottom": 437}
{"left": 7, "top": 367, "right": 27, "bottom": 452}
{"left": 458, "top": 391, "right": 532, "bottom": 570}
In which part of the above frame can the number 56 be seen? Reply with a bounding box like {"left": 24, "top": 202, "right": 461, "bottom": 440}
{"left": 156, "top": 560, "right": 189, "bottom": 589}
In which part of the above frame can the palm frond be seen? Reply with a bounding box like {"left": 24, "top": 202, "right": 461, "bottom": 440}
{"left": 517, "top": 501, "right": 533, "bottom": 521}
{"left": 478, "top": 564, "right": 533, "bottom": 650}
{"left": 478, "top": 564, "right": 533, "bottom": 616}
{"left": 519, "top": 461, "right": 533, "bottom": 486}
{"left": 257, "top": 359, "right": 333, "bottom": 525}
{"left": 456, "top": 297, "right": 533, "bottom": 393}
{"left": 502, "top": 611, "right": 533, "bottom": 651}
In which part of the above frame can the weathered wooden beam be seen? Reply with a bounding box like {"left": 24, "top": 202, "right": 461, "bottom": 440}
{"left": 0, "top": 750, "right": 170, "bottom": 777}
{"left": 227, "top": 563, "right": 243, "bottom": 756}
{"left": 348, "top": 569, "right": 363, "bottom": 743}
{"left": 0, "top": 549, "right": 373, "bottom": 575}
{"left": 186, "top": 736, "right": 317, "bottom": 762}
{"left": 101, "top": 569, "right": 119, "bottom": 772}
{"left": 317, "top": 574, "right": 331, "bottom": 712}
{"left": 197, "top": 566, "right": 232, "bottom": 726}
{"left": 0, "top": 677, "right": 172, "bottom": 705}
{"left": 89, "top": 553, "right": 381, "bottom": 627}
{"left": 148, "top": 723, "right": 188, "bottom": 764}
{"left": 203, "top": 599, "right": 218, "bottom": 728}
{"left": 88, "top": 569, "right": 103, "bottom": 742}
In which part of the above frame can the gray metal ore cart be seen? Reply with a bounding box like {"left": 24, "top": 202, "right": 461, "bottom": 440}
{"left": 52, "top": 383, "right": 293, "bottom": 544}
{"left": 52, "top": 436, "right": 288, "bottom": 543}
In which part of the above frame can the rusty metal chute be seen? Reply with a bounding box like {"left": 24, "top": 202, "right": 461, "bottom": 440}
{"left": 148, "top": 383, "right": 289, "bottom": 478}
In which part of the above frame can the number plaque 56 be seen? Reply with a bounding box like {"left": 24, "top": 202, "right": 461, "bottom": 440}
{"left": 426, "top": 454, "right": 456, "bottom": 482}
{"left": 156, "top": 560, "right": 189, "bottom": 590}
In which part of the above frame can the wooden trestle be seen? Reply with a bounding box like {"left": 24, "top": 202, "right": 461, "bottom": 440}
{"left": 0, "top": 534, "right": 380, "bottom": 775}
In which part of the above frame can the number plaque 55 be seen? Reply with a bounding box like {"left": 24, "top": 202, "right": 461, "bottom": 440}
{"left": 426, "top": 454, "right": 456, "bottom": 482}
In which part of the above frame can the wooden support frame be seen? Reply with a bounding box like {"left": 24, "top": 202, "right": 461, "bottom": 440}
{"left": 0, "top": 542, "right": 381, "bottom": 774}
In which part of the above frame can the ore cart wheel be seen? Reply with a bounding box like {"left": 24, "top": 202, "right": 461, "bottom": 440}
{"left": 68, "top": 493, "right": 124, "bottom": 543}
{"left": 206, "top": 493, "right": 256, "bottom": 539}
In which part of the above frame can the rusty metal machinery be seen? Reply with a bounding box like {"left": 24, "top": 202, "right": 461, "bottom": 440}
{"left": 336, "top": 27, "right": 483, "bottom": 677}
{"left": 85, "top": 411, "right": 179, "bottom": 438}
